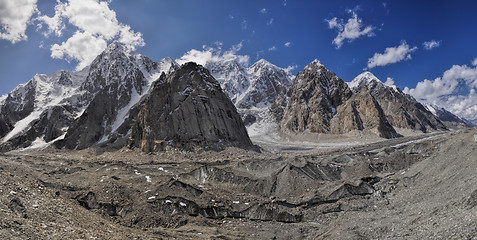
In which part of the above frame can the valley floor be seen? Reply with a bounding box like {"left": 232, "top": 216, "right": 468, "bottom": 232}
{"left": 1, "top": 129, "right": 477, "bottom": 239}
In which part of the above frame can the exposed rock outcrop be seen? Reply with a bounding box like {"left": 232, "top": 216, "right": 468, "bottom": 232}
{"left": 127, "top": 62, "right": 254, "bottom": 152}
{"left": 330, "top": 88, "right": 397, "bottom": 138}
{"left": 280, "top": 60, "right": 352, "bottom": 133}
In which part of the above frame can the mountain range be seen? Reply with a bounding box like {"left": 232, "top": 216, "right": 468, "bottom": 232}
{"left": 0, "top": 42, "right": 470, "bottom": 152}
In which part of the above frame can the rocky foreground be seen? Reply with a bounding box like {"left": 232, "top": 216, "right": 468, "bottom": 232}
{"left": 1, "top": 128, "right": 477, "bottom": 239}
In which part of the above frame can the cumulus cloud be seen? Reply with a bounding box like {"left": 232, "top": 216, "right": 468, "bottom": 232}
{"left": 404, "top": 60, "right": 477, "bottom": 120}
{"left": 268, "top": 46, "right": 277, "bottom": 51}
{"left": 367, "top": 41, "right": 417, "bottom": 69}
{"left": 37, "top": 0, "right": 144, "bottom": 70}
{"left": 51, "top": 31, "right": 107, "bottom": 70}
{"left": 284, "top": 42, "right": 291, "bottom": 47}
{"left": 259, "top": 8, "right": 267, "bottom": 14}
{"left": 325, "top": 11, "right": 374, "bottom": 48}
{"left": 176, "top": 42, "right": 250, "bottom": 67}
{"left": 423, "top": 40, "right": 441, "bottom": 50}
{"left": 285, "top": 64, "right": 298, "bottom": 74}
{"left": 0, "top": 0, "right": 38, "bottom": 43}
{"left": 384, "top": 77, "right": 394, "bottom": 86}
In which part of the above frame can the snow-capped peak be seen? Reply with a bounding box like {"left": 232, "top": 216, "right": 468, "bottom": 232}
{"left": 348, "top": 71, "right": 382, "bottom": 89}
{"left": 252, "top": 59, "right": 272, "bottom": 67}
{"left": 309, "top": 59, "right": 324, "bottom": 68}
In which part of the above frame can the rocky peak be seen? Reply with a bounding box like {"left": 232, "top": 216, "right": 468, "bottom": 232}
{"left": 349, "top": 72, "right": 447, "bottom": 133}
{"left": 127, "top": 62, "right": 254, "bottom": 152}
{"left": 205, "top": 59, "right": 250, "bottom": 102}
{"left": 280, "top": 60, "right": 352, "bottom": 133}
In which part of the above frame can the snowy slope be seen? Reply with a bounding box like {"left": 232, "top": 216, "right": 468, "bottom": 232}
{"left": 0, "top": 41, "right": 178, "bottom": 151}
{"left": 203, "top": 58, "right": 294, "bottom": 138}
{"left": 1, "top": 68, "right": 88, "bottom": 143}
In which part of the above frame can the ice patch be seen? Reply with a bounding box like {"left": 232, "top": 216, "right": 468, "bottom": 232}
{"left": 145, "top": 176, "right": 151, "bottom": 183}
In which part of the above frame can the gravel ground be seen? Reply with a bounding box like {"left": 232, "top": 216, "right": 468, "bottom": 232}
{"left": 1, "top": 129, "right": 477, "bottom": 239}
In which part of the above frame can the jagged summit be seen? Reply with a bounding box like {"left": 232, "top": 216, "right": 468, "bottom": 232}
{"left": 308, "top": 59, "right": 324, "bottom": 68}
{"left": 348, "top": 72, "right": 447, "bottom": 133}
{"left": 348, "top": 71, "right": 382, "bottom": 90}
{"left": 280, "top": 60, "right": 352, "bottom": 133}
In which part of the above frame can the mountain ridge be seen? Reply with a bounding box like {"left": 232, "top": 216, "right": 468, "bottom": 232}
{"left": 0, "top": 42, "right": 469, "bottom": 152}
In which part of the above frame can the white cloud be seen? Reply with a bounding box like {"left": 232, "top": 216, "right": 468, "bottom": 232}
{"left": 473, "top": 58, "right": 477, "bottom": 66}
{"left": 384, "top": 77, "right": 394, "bottom": 86}
{"left": 325, "top": 12, "right": 374, "bottom": 48}
{"left": 241, "top": 20, "right": 247, "bottom": 29}
{"left": 37, "top": 0, "right": 144, "bottom": 70}
{"left": 0, "top": 0, "right": 38, "bottom": 43}
{"left": 176, "top": 42, "right": 250, "bottom": 67}
{"left": 259, "top": 8, "right": 267, "bottom": 14}
{"left": 267, "top": 18, "right": 274, "bottom": 26}
{"left": 268, "top": 46, "right": 277, "bottom": 51}
{"left": 284, "top": 42, "right": 291, "bottom": 47}
{"left": 404, "top": 59, "right": 477, "bottom": 120}
{"left": 51, "top": 31, "right": 107, "bottom": 71}
{"left": 283, "top": 0, "right": 287, "bottom": 6}
{"left": 423, "top": 40, "right": 441, "bottom": 50}
{"left": 367, "top": 41, "right": 417, "bottom": 69}
{"left": 228, "top": 14, "right": 234, "bottom": 20}
{"left": 285, "top": 64, "right": 298, "bottom": 74}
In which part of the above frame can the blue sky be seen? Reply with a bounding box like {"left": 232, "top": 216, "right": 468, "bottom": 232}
{"left": 2, "top": 0, "right": 477, "bottom": 119}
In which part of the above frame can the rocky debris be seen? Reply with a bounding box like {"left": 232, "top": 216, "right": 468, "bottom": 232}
{"left": 8, "top": 198, "right": 26, "bottom": 217}
{"left": 350, "top": 72, "right": 447, "bottom": 133}
{"left": 3, "top": 128, "right": 477, "bottom": 239}
{"left": 330, "top": 88, "right": 397, "bottom": 138}
{"left": 280, "top": 60, "right": 352, "bottom": 133}
{"left": 127, "top": 62, "right": 255, "bottom": 152}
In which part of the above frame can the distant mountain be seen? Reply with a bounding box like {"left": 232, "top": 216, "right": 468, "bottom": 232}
{"left": 349, "top": 72, "right": 447, "bottom": 133}
{"left": 1, "top": 42, "right": 468, "bottom": 152}
{"left": 424, "top": 103, "right": 472, "bottom": 129}
{"left": 280, "top": 60, "right": 397, "bottom": 138}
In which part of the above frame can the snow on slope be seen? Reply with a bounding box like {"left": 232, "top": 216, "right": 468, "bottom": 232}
{"left": 1, "top": 42, "right": 178, "bottom": 149}
{"left": 2, "top": 68, "right": 88, "bottom": 143}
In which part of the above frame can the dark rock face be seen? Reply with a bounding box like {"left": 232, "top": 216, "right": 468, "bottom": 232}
{"left": 330, "top": 89, "right": 397, "bottom": 138}
{"left": 127, "top": 62, "right": 254, "bottom": 152}
{"left": 0, "top": 115, "right": 13, "bottom": 139}
{"left": 350, "top": 72, "right": 447, "bottom": 133}
{"left": 280, "top": 60, "right": 352, "bottom": 133}
{"left": 1, "top": 105, "right": 75, "bottom": 152}
{"left": 1, "top": 80, "right": 36, "bottom": 124}
{"left": 62, "top": 68, "right": 146, "bottom": 150}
